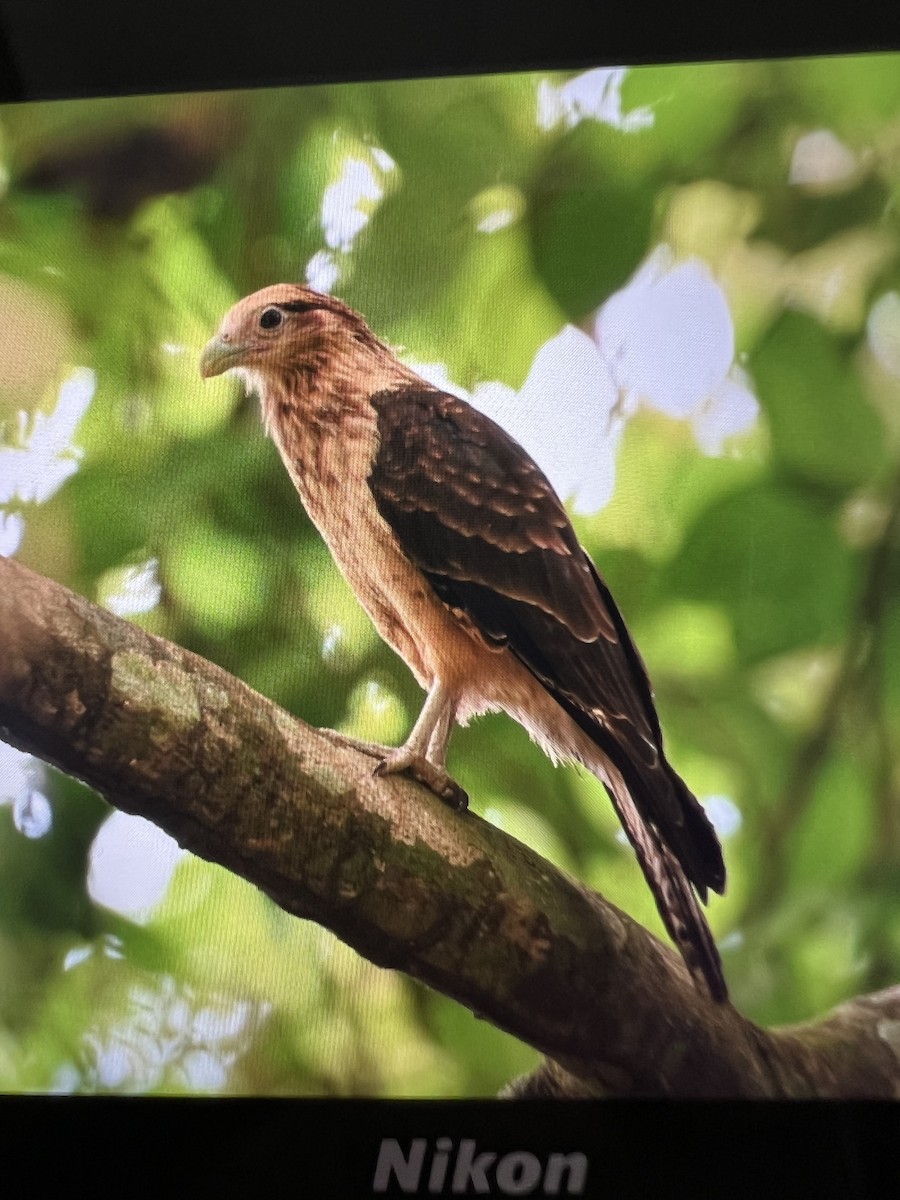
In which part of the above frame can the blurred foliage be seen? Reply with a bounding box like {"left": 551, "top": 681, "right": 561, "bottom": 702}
{"left": 1, "top": 55, "right": 900, "bottom": 1095}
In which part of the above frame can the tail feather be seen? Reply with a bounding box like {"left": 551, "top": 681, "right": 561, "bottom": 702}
{"left": 662, "top": 765, "right": 727, "bottom": 900}
{"left": 605, "top": 775, "right": 728, "bottom": 1004}
{"left": 525, "top": 682, "right": 728, "bottom": 1000}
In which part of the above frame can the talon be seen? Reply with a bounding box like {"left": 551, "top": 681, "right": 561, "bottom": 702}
{"left": 374, "top": 749, "right": 468, "bottom": 811}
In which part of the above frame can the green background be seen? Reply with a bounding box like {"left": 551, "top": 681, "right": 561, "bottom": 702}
{"left": 1, "top": 54, "right": 899, "bottom": 1094}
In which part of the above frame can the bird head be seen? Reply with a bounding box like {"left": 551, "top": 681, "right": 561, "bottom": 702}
{"left": 200, "top": 284, "right": 379, "bottom": 383}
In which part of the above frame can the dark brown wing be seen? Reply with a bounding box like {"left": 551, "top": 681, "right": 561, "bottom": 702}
{"left": 367, "top": 386, "right": 727, "bottom": 996}
{"left": 369, "top": 391, "right": 660, "bottom": 733}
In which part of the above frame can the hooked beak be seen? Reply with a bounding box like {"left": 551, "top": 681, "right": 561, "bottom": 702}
{"left": 200, "top": 336, "right": 246, "bottom": 378}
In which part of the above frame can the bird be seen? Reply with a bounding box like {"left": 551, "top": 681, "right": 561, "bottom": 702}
{"left": 200, "top": 284, "right": 728, "bottom": 1003}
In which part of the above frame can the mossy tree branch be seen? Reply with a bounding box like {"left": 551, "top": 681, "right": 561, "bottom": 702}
{"left": 1, "top": 557, "right": 899, "bottom": 1098}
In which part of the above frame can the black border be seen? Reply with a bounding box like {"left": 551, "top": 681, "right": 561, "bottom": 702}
{"left": 3, "top": 1097, "right": 899, "bottom": 1197}
{"left": 0, "top": 0, "right": 897, "bottom": 103}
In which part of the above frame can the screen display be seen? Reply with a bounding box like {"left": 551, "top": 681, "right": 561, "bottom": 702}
{"left": 0, "top": 55, "right": 898, "bottom": 1099}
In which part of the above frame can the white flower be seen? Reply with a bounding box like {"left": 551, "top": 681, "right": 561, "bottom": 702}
{"left": 595, "top": 245, "right": 758, "bottom": 451}
{"left": 0, "top": 742, "right": 43, "bottom": 805}
{"left": 691, "top": 366, "right": 760, "bottom": 456}
{"left": 104, "top": 558, "right": 162, "bottom": 617}
{"left": 789, "top": 129, "right": 859, "bottom": 189}
{"left": 0, "top": 367, "right": 95, "bottom": 505}
{"left": 87, "top": 811, "right": 187, "bottom": 920}
{"left": 405, "top": 248, "right": 757, "bottom": 522}
{"left": 305, "top": 147, "right": 396, "bottom": 291}
{"left": 0, "top": 511, "right": 24, "bottom": 556}
{"left": 537, "top": 67, "right": 654, "bottom": 133}
{"left": 408, "top": 326, "right": 622, "bottom": 515}
{"left": 305, "top": 250, "right": 340, "bottom": 293}
{"left": 13, "top": 789, "right": 52, "bottom": 838}
{"left": 469, "top": 326, "right": 622, "bottom": 513}
{"left": 703, "top": 794, "right": 743, "bottom": 839}
{"left": 867, "top": 291, "right": 900, "bottom": 378}
{"left": 321, "top": 151, "right": 395, "bottom": 253}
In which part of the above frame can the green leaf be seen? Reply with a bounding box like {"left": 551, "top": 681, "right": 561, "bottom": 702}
{"left": 616, "top": 61, "right": 752, "bottom": 177}
{"left": 587, "top": 411, "right": 762, "bottom": 564}
{"left": 751, "top": 312, "right": 886, "bottom": 490}
{"left": 881, "top": 595, "right": 900, "bottom": 761}
{"left": 792, "top": 53, "right": 900, "bottom": 141}
{"left": 664, "top": 480, "right": 858, "bottom": 663}
{"left": 527, "top": 116, "right": 659, "bottom": 317}
{"left": 787, "top": 752, "right": 874, "bottom": 890}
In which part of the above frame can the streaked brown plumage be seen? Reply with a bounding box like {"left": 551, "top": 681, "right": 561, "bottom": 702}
{"left": 201, "top": 284, "right": 728, "bottom": 1002}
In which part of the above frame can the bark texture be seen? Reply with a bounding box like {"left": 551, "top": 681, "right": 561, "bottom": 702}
{"left": 1, "top": 557, "right": 899, "bottom": 1098}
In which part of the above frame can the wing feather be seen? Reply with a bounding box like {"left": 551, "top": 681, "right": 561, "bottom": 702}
{"left": 368, "top": 385, "right": 727, "bottom": 997}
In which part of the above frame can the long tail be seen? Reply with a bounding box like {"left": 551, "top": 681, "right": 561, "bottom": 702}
{"left": 604, "top": 772, "right": 728, "bottom": 1004}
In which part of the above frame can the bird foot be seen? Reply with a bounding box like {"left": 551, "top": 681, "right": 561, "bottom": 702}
{"left": 375, "top": 747, "right": 469, "bottom": 812}
{"left": 317, "top": 729, "right": 469, "bottom": 811}
{"left": 316, "top": 728, "right": 387, "bottom": 761}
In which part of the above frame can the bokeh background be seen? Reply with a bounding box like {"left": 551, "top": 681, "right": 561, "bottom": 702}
{"left": 1, "top": 55, "right": 900, "bottom": 1095}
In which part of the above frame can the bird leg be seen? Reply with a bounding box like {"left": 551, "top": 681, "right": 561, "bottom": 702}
{"left": 315, "top": 681, "right": 467, "bottom": 810}
{"left": 375, "top": 680, "right": 468, "bottom": 811}
{"left": 425, "top": 698, "right": 455, "bottom": 769}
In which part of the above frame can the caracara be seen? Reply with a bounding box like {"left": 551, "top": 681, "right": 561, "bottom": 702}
{"left": 201, "top": 284, "right": 728, "bottom": 1002}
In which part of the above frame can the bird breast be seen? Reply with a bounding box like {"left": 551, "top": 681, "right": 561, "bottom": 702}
{"left": 262, "top": 376, "right": 488, "bottom": 696}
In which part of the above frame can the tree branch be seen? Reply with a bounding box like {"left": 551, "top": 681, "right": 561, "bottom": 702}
{"left": 1, "top": 557, "right": 899, "bottom": 1097}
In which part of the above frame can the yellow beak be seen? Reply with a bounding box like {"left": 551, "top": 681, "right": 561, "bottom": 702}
{"left": 200, "top": 336, "right": 243, "bottom": 378}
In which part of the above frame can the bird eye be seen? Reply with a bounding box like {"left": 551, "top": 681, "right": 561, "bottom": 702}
{"left": 259, "top": 307, "right": 283, "bottom": 330}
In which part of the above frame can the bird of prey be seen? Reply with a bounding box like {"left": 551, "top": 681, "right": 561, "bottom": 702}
{"left": 201, "top": 284, "right": 728, "bottom": 1002}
